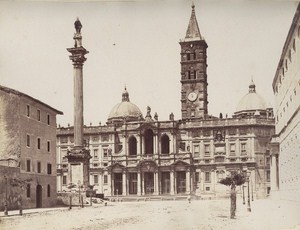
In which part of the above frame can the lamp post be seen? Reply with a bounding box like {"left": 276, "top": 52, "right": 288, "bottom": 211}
{"left": 4, "top": 175, "right": 8, "bottom": 216}
{"left": 246, "top": 171, "right": 251, "bottom": 212}
{"left": 251, "top": 182, "right": 254, "bottom": 201}
{"left": 242, "top": 185, "right": 245, "bottom": 205}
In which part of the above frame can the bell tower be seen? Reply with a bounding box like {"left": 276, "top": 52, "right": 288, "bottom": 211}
{"left": 180, "top": 4, "right": 208, "bottom": 120}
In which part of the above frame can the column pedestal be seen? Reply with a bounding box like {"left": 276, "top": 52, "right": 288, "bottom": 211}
{"left": 67, "top": 147, "right": 91, "bottom": 188}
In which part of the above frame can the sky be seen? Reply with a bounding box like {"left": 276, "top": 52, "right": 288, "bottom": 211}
{"left": 0, "top": 0, "right": 298, "bottom": 127}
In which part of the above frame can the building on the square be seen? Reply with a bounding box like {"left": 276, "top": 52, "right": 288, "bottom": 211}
{"left": 271, "top": 3, "right": 300, "bottom": 202}
{"left": 0, "top": 85, "right": 63, "bottom": 210}
{"left": 57, "top": 5, "right": 275, "bottom": 198}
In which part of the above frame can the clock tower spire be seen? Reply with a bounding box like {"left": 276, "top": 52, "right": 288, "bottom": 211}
{"left": 180, "top": 4, "right": 208, "bottom": 120}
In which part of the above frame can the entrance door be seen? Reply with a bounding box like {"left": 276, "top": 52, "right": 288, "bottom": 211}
{"left": 161, "top": 172, "right": 170, "bottom": 194}
{"left": 114, "top": 173, "right": 122, "bottom": 195}
{"left": 129, "top": 173, "right": 137, "bottom": 195}
{"left": 36, "top": 185, "right": 42, "bottom": 208}
{"left": 144, "top": 172, "right": 154, "bottom": 194}
{"left": 176, "top": 171, "right": 186, "bottom": 194}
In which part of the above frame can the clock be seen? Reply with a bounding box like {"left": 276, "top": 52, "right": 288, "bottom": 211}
{"left": 188, "top": 92, "right": 198, "bottom": 102}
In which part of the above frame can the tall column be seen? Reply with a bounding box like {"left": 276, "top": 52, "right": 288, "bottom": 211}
{"left": 137, "top": 171, "right": 141, "bottom": 195}
{"left": 174, "top": 171, "right": 177, "bottom": 194}
{"left": 99, "top": 174, "right": 103, "bottom": 193}
{"left": 154, "top": 171, "right": 159, "bottom": 195}
{"left": 212, "top": 170, "right": 216, "bottom": 193}
{"left": 111, "top": 174, "right": 115, "bottom": 195}
{"left": 200, "top": 171, "right": 204, "bottom": 192}
{"left": 66, "top": 18, "right": 91, "bottom": 188}
{"left": 141, "top": 172, "right": 145, "bottom": 195}
{"left": 139, "top": 134, "right": 143, "bottom": 156}
{"left": 186, "top": 169, "right": 191, "bottom": 194}
{"left": 107, "top": 173, "right": 112, "bottom": 196}
{"left": 170, "top": 170, "right": 175, "bottom": 195}
{"left": 122, "top": 171, "right": 127, "bottom": 196}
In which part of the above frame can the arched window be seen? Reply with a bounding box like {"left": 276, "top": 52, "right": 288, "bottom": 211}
{"left": 47, "top": 184, "right": 51, "bottom": 197}
{"left": 144, "top": 129, "right": 154, "bottom": 155}
{"left": 161, "top": 134, "right": 170, "bottom": 154}
{"left": 128, "top": 136, "right": 137, "bottom": 156}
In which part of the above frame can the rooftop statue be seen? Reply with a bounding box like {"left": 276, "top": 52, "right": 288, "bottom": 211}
{"left": 74, "top": 18, "right": 82, "bottom": 33}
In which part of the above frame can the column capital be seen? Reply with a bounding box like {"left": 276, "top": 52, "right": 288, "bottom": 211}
{"left": 67, "top": 47, "right": 89, "bottom": 66}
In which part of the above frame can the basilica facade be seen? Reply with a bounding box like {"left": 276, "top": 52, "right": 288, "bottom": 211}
{"left": 56, "top": 5, "right": 275, "bottom": 198}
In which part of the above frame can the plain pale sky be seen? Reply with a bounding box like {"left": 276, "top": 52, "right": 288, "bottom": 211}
{"left": 0, "top": 0, "right": 298, "bottom": 126}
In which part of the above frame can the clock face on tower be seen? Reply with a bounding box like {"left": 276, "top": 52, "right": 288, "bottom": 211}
{"left": 188, "top": 92, "right": 198, "bottom": 102}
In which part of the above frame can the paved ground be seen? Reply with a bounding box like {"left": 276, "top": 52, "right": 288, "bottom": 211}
{"left": 0, "top": 198, "right": 300, "bottom": 230}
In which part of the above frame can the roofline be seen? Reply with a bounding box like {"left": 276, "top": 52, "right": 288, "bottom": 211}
{"left": 0, "top": 85, "right": 63, "bottom": 115}
{"left": 272, "top": 3, "right": 300, "bottom": 91}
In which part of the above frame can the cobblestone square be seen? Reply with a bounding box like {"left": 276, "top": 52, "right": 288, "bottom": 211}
{"left": 1, "top": 199, "right": 300, "bottom": 230}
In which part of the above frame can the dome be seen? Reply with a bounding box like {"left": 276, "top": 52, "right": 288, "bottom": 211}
{"left": 108, "top": 87, "right": 143, "bottom": 123}
{"left": 235, "top": 80, "right": 267, "bottom": 114}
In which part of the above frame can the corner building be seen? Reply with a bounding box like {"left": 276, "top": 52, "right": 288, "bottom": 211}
{"left": 57, "top": 5, "right": 275, "bottom": 198}
{"left": 271, "top": 3, "right": 300, "bottom": 202}
{"left": 0, "top": 85, "right": 62, "bottom": 210}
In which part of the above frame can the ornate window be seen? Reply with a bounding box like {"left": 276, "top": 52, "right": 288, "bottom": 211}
{"left": 93, "top": 149, "right": 99, "bottom": 160}
{"left": 193, "top": 145, "right": 200, "bottom": 156}
{"left": 204, "top": 144, "right": 210, "bottom": 156}
{"left": 104, "top": 175, "right": 108, "bottom": 184}
{"left": 61, "top": 148, "right": 68, "bottom": 162}
{"left": 103, "top": 148, "right": 108, "bottom": 158}
{"left": 94, "top": 175, "right": 99, "bottom": 184}
{"left": 241, "top": 143, "right": 247, "bottom": 155}
{"left": 205, "top": 172, "right": 211, "bottom": 182}
{"left": 144, "top": 129, "right": 154, "bottom": 155}
{"left": 229, "top": 144, "right": 236, "bottom": 156}
{"left": 161, "top": 134, "right": 170, "bottom": 154}
{"left": 128, "top": 136, "right": 137, "bottom": 156}
{"left": 62, "top": 176, "right": 67, "bottom": 185}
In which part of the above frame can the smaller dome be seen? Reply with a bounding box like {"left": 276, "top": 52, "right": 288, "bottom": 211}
{"left": 108, "top": 87, "right": 143, "bottom": 123}
{"left": 235, "top": 80, "right": 267, "bottom": 114}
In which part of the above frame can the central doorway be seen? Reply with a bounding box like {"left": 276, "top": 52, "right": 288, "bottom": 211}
{"left": 144, "top": 172, "right": 154, "bottom": 194}
{"left": 114, "top": 173, "right": 122, "bottom": 195}
{"left": 176, "top": 171, "right": 186, "bottom": 194}
{"left": 36, "top": 185, "right": 42, "bottom": 208}
{"left": 129, "top": 173, "right": 137, "bottom": 195}
{"left": 161, "top": 172, "right": 170, "bottom": 194}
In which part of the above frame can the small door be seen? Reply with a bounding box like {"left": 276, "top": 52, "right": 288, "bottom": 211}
{"left": 161, "top": 172, "right": 170, "bottom": 194}
{"left": 36, "top": 185, "right": 42, "bottom": 208}
{"left": 176, "top": 171, "right": 186, "bottom": 194}
{"left": 144, "top": 172, "right": 154, "bottom": 194}
{"left": 129, "top": 173, "right": 137, "bottom": 195}
{"left": 114, "top": 173, "right": 122, "bottom": 195}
